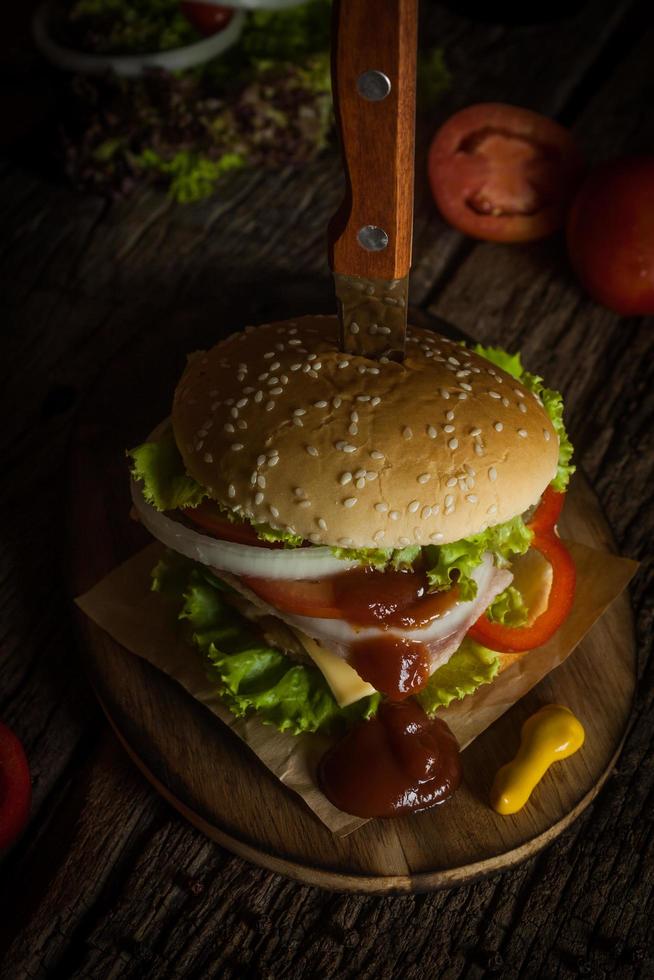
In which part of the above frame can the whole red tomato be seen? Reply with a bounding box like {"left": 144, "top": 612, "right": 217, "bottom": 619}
{"left": 428, "top": 103, "right": 584, "bottom": 243}
{"left": 179, "top": 2, "right": 234, "bottom": 37}
{"left": 566, "top": 157, "right": 654, "bottom": 315}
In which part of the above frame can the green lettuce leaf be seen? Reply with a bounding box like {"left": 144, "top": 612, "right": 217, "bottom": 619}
{"left": 152, "top": 551, "right": 380, "bottom": 735}
{"left": 329, "top": 544, "right": 421, "bottom": 571}
{"left": 486, "top": 585, "right": 529, "bottom": 627}
{"left": 417, "top": 638, "right": 500, "bottom": 715}
{"left": 128, "top": 429, "right": 207, "bottom": 511}
{"left": 473, "top": 344, "right": 575, "bottom": 491}
{"left": 423, "top": 515, "right": 533, "bottom": 600}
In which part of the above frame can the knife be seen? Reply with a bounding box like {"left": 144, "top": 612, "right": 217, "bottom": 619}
{"left": 328, "top": 0, "right": 418, "bottom": 361}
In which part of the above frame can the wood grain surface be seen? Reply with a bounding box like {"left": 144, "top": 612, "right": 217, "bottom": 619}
{"left": 329, "top": 0, "right": 417, "bottom": 279}
{"left": 1, "top": 0, "right": 653, "bottom": 976}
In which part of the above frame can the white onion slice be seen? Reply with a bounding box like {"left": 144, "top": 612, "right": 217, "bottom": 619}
{"left": 130, "top": 478, "right": 359, "bottom": 580}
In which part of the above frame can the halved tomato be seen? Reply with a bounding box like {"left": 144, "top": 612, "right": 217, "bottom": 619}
{"left": 428, "top": 103, "right": 584, "bottom": 242}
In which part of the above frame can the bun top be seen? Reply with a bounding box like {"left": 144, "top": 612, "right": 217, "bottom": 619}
{"left": 172, "top": 316, "right": 558, "bottom": 549}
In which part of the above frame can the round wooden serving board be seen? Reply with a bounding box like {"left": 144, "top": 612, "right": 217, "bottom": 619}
{"left": 69, "top": 313, "right": 636, "bottom": 894}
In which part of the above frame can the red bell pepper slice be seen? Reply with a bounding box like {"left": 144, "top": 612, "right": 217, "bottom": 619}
{"left": 0, "top": 720, "right": 31, "bottom": 851}
{"left": 468, "top": 529, "right": 576, "bottom": 653}
{"left": 528, "top": 485, "right": 566, "bottom": 536}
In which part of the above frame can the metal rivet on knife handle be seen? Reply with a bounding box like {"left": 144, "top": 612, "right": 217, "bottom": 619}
{"left": 357, "top": 70, "right": 392, "bottom": 101}
{"left": 357, "top": 225, "right": 389, "bottom": 252}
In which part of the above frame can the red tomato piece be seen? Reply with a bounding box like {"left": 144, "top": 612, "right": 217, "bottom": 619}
{"left": 0, "top": 720, "right": 31, "bottom": 852}
{"left": 428, "top": 103, "right": 584, "bottom": 242}
{"left": 182, "top": 502, "right": 283, "bottom": 549}
{"left": 467, "top": 531, "right": 576, "bottom": 652}
{"left": 241, "top": 575, "right": 342, "bottom": 620}
{"left": 179, "top": 2, "right": 234, "bottom": 37}
{"left": 566, "top": 156, "right": 654, "bottom": 315}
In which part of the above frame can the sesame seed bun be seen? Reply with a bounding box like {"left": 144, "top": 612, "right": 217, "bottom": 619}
{"left": 172, "top": 316, "right": 558, "bottom": 549}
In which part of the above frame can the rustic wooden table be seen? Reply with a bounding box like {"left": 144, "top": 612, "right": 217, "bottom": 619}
{"left": 1, "top": 1, "right": 653, "bottom": 976}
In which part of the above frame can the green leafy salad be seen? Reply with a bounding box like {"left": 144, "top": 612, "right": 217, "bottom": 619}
{"left": 129, "top": 343, "right": 574, "bottom": 736}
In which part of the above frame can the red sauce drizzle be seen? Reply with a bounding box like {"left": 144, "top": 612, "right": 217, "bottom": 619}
{"left": 333, "top": 566, "right": 459, "bottom": 628}
{"left": 350, "top": 635, "right": 430, "bottom": 700}
{"left": 319, "top": 701, "right": 462, "bottom": 818}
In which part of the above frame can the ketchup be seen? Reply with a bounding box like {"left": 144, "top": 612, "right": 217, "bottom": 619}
{"left": 332, "top": 565, "right": 459, "bottom": 628}
{"left": 350, "top": 635, "right": 430, "bottom": 699}
{"left": 319, "top": 701, "right": 462, "bottom": 818}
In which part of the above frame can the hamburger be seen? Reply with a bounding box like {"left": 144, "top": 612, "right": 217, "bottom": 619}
{"left": 128, "top": 315, "right": 576, "bottom": 816}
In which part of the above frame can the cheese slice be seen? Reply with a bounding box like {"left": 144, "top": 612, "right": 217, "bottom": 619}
{"left": 510, "top": 548, "right": 554, "bottom": 626}
{"left": 296, "top": 632, "right": 377, "bottom": 708}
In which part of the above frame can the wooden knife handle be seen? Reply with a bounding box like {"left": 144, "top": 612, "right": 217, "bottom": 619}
{"left": 328, "top": 0, "right": 418, "bottom": 281}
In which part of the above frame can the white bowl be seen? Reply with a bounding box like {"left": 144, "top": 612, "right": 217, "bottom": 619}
{"left": 33, "top": 1, "right": 246, "bottom": 77}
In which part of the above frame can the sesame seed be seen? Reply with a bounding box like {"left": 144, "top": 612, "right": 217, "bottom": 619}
{"left": 474, "top": 443, "right": 484, "bottom": 456}
{"left": 254, "top": 391, "right": 263, "bottom": 403}
{"left": 333, "top": 396, "right": 342, "bottom": 408}
{"left": 339, "top": 537, "right": 354, "bottom": 547}
{"left": 257, "top": 475, "right": 266, "bottom": 489}
{"left": 343, "top": 444, "right": 357, "bottom": 454}
{"left": 371, "top": 396, "right": 381, "bottom": 407}
{"left": 398, "top": 536, "right": 410, "bottom": 547}
{"left": 309, "top": 533, "right": 321, "bottom": 544}
{"left": 418, "top": 473, "right": 431, "bottom": 485}
{"left": 357, "top": 395, "right": 371, "bottom": 402}
{"left": 288, "top": 339, "right": 302, "bottom": 346}
{"left": 421, "top": 506, "right": 432, "bottom": 519}
{"left": 502, "top": 397, "right": 510, "bottom": 407}
{"left": 314, "top": 400, "right": 328, "bottom": 408}
{"left": 446, "top": 477, "right": 457, "bottom": 488}
{"left": 448, "top": 438, "right": 459, "bottom": 450}
{"left": 470, "top": 427, "right": 482, "bottom": 437}
{"left": 224, "top": 423, "right": 235, "bottom": 433}
{"left": 466, "top": 494, "right": 478, "bottom": 504}
{"left": 236, "top": 398, "right": 248, "bottom": 408}
{"left": 460, "top": 383, "right": 472, "bottom": 392}
{"left": 203, "top": 453, "right": 213, "bottom": 463}
{"left": 430, "top": 532, "right": 444, "bottom": 542}
{"left": 306, "top": 445, "right": 319, "bottom": 457}
{"left": 487, "top": 504, "right": 498, "bottom": 515}
{"left": 290, "top": 363, "right": 302, "bottom": 371}
{"left": 255, "top": 492, "right": 264, "bottom": 505}
{"left": 447, "top": 356, "right": 460, "bottom": 366}
{"left": 373, "top": 530, "right": 385, "bottom": 543}
{"left": 403, "top": 426, "right": 413, "bottom": 440}
{"left": 354, "top": 468, "right": 366, "bottom": 479}
{"left": 368, "top": 367, "right": 380, "bottom": 375}
{"left": 299, "top": 500, "right": 311, "bottom": 509}
{"left": 427, "top": 425, "right": 438, "bottom": 439}
{"left": 445, "top": 504, "right": 455, "bottom": 516}
{"left": 237, "top": 420, "right": 247, "bottom": 430}
{"left": 349, "top": 423, "right": 359, "bottom": 436}
{"left": 294, "top": 487, "right": 306, "bottom": 498}
{"left": 350, "top": 322, "right": 360, "bottom": 334}
{"left": 270, "top": 505, "right": 279, "bottom": 518}
{"left": 230, "top": 407, "right": 239, "bottom": 419}
{"left": 466, "top": 477, "right": 475, "bottom": 490}
{"left": 446, "top": 410, "right": 455, "bottom": 421}
{"left": 443, "top": 424, "right": 455, "bottom": 433}
{"left": 543, "top": 429, "right": 551, "bottom": 441}
{"left": 432, "top": 504, "right": 441, "bottom": 515}
{"left": 355, "top": 478, "right": 366, "bottom": 490}
{"left": 518, "top": 429, "right": 528, "bottom": 438}
{"left": 445, "top": 494, "right": 454, "bottom": 507}
{"left": 231, "top": 443, "right": 243, "bottom": 451}
{"left": 250, "top": 472, "right": 257, "bottom": 486}
{"left": 268, "top": 456, "right": 279, "bottom": 467}
{"left": 441, "top": 389, "right": 450, "bottom": 400}
{"left": 228, "top": 484, "right": 236, "bottom": 498}
{"left": 338, "top": 361, "right": 349, "bottom": 370}
{"left": 270, "top": 362, "right": 280, "bottom": 371}
{"left": 264, "top": 351, "right": 275, "bottom": 359}
{"left": 519, "top": 402, "right": 527, "bottom": 413}
{"left": 292, "top": 417, "right": 303, "bottom": 427}
{"left": 366, "top": 471, "right": 378, "bottom": 481}
{"left": 494, "top": 421, "right": 504, "bottom": 432}
{"left": 257, "top": 454, "right": 266, "bottom": 466}
{"left": 458, "top": 393, "right": 468, "bottom": 400}
{"left": 265, "top": 401, "right": 275, "bottom": 412}
{"left": 389, "top": 510, "right": 400, "bottom": 521}
{"left": 318, "top": 518, "right": 328, "bottom": 530}
{"left": 340, "top": 472, "right": 352, "bottom": 486}
{"left": 489, "top": 390, "right": 501, "bottom": 399}
{"left": 488, "top": 466, "right": 497, "bottom": 482}
{"left": 370, "top": 450, "right": 384, "bottom": 460}
{"left": 375, "top": 502, "right": 389, "bottom": 513}
{"left": 408, "top": 500, "right": 420, "bottom": 513}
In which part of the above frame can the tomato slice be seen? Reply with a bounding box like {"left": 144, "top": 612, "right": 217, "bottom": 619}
{"left": 179, "top": 2, "right": 234, "bottom": 37}
{"left": 0, "top": 720, "right": 31, "bottom": 851}
{"left": 468, "top": 531, "right": 576, "bottom": 652}
{"left": 182, "top": 501, "right": 283, "bottom": 549}
{"left": 428, "top": 103, "right": 584, "bottom": 242}
{"left": 242, "top": 575, "right": 342, "bottom": 619}
{"left": 528, "top": 486, "right": 566, "bottom": 536}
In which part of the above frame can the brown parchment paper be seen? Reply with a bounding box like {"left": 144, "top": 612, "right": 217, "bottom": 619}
{"left": 76, "top": 541, "right": 637, "bottom": 837}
